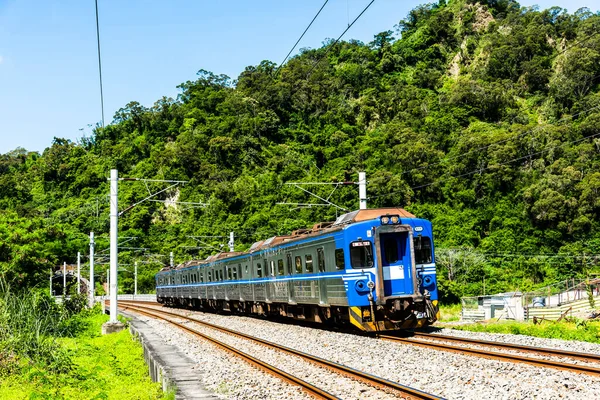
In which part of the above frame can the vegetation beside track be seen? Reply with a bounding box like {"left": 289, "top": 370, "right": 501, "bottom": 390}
{"left": 437, "top": 303, "right": 463, "bottom": 322}
{"left": 0, "top": 282, "right": 170, "bottom": 399}
{"left": 443, "top": 319, "right": 600, "bottom": 343}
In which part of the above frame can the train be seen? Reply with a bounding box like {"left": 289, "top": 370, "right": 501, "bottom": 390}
{"left": 155, "top": 207, "right": 439, "bottom": 331}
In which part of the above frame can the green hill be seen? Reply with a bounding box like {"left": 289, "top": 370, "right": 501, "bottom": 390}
{"left": 1, "top": 0, "right": 599, "bottom": 302}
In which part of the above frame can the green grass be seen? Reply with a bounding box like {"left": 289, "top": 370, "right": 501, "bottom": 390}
{"left": 0, "top": 312, "right": 171, "bottom": 400}
{"left": 447, "top": 319, "right": 600, "bottom": 343}
{"left": 437, "top": 303, "right": 462, "bottom": 322}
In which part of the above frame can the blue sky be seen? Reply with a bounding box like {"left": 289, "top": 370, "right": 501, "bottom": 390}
{"left": 0, "top": 0, "right": 596, "bottom": 154}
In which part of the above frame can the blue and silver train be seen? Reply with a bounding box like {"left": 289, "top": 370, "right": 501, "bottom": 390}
{"left": 156, "top": 207, "right": 439, "bottom": 331}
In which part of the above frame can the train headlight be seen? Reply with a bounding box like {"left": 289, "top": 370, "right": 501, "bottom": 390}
{"left": 390, "top": 216, "right": 400, "bottom": 224}
{"left": 381, "top": 216, "right": 390, "bottom": 224}
{"left": 422, "top": 275, "right": 436, "bottom": 290}
{"left": 355, "top": 280, "right": 370, "bottom": 293}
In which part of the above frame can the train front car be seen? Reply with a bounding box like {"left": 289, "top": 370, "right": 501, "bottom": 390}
{"left": 339, "top": 208, "right": 440, "bottom": 331}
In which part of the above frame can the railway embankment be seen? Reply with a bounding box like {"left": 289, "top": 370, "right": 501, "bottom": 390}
{"left": 123, "top": 309, "right": 219, "bottom": 399}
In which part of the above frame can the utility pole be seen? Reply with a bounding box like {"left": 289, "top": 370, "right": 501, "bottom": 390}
{"left": 228, "top": 232, "right": 235, "bottom": 252}
{"left": 89, "top": 232, "right": 95, "bottom": 307}
{"left": 170, "top": 252, "right": 174, "bottom": 268}
{"left": 359, "top": 171, "right": 367, "bottom": 210}
{"left": 77, "top": 252, "right": 81, "bottom": 294}
{"left": 109, "top": 169, "right": 118, "bottom": 323}
{"left": 278, "top": 171, "right": 367, "bottom": 211}
{"left": 134, "top": 261, "right": 138, "bottom": 297}
{"left": 106, "top": 269, "right": 110, "bottom": 297}
{"left": 63, "top": 262, "right": 67, "bottom": 297}
{"left": 49, "top": 269, "right": 53, "bottom": 297}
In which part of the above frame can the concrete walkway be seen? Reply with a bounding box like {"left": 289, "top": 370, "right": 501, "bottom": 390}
{"left": 122, "top": 311, "right": 219, "bottom": 400}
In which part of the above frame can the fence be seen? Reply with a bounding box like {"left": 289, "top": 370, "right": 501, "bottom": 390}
{"left": 461, "top": 293, "right": 524, "bottom": 321}
{"left": 521, "top": 278, "right": 600, "bottom": 309}
{"left": 460, "top": 278, "right": 600, "bottom": 322}
{"left": 95, "top": 294, "right": 157, "bottom": 302}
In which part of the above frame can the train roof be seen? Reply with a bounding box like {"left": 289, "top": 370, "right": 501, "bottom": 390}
{"left": 332, "top": 207, "right": 415, "bottom": 226}
{"left": 163, "top": 207, "right": 417, "bottom": 272}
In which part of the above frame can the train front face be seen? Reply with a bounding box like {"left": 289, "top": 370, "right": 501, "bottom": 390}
{"left": 345, "top": 215, "right": 439, "bottom": 331}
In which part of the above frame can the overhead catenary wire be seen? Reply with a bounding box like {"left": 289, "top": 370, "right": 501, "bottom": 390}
{"left": 274, "top": 0, "right": 330, "bottom": 77}
{"left": 307, "top": 0, "right": 376, "bottom": 77}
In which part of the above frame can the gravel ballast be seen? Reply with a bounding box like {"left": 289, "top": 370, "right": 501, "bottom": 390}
{"left": 131, "top": 305, "right": 600, "bottom": 399}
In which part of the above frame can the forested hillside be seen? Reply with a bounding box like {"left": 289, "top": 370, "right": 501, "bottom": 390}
{"left": 1, "top": 0, "right": 599, "bottom": 302}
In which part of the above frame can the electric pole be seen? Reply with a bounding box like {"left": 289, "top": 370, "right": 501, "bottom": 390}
{"left": 134, "top": 261, "right": 138, "bottom": 297}
{"left": 359, "top": 171, "right": 367, "bottom": 210}
{"left": 109, "top": 169, "right": 118, "bottom": 322}
{"left": 89, "top": 232, "right": 95, "bottom": 307}
{"left": 77, "top": 252, "right": 81, "bottom": 294}
{"left": 228, "top": 232, "right": 235, "bottom": 252}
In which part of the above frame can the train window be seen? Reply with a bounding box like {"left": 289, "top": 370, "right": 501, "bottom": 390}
{"left": 317, "top": 248, "right": 325, "bottom": 272}
{"left": 256, "top": 262, "right": 263, "bottom": 278}
{"left": 208, "top": 270, "right": 212, "bottom": 282}
{"left": 200, "top": 272, "right": 204, "bottom": 283}
{"left": 277, "top": 259, "right": 284, "bottom": 275}
{"left": 232, "top": 266, "right": 237, "bottom": 280}
{"left": 295, "top": 256, "right": 303, "bottom": 274}
{"left": 286, "top": 254, "right": 292, "bottom": 274}
{"left": 237, "top": 264, "right": 241, "bottom": 279}
{"left": 335, "top": 249, "right": 345, "bottom": 270}
{"left": 305, "top": 255, "right": 314, "bottom": 273}
{"left": 414, "top": 236, "right": 432, "bottom": 264}
{"left": 383, "top": 235, "right": 399, "bottom": 264}
{"left": 245, "top": 265, "right": 249, "bottom": 274}
{"left": 220, "top": 269, "right": 224, "bottom": 281}
{"left": 350, "top": 241, "right": 374, "bottom": 269}
{"left": 227, "top": 266, "right": 233, "bottom": 280}
{"left": 270, "top": 261, "right": 276, "bottom": 277}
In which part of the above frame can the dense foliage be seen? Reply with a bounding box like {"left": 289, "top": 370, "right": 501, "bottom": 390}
{"left": 1, "top": 0, "right": 599, "bottom": 302}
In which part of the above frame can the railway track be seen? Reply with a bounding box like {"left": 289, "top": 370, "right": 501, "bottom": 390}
{"left": 379, "top": 332, "right": 600, "bottom": 376}
{"left": 411, "top": 332, "right": 600, "bottom": 363}
{"left": 115, "top": 301, "right": 443, "bottom": 400}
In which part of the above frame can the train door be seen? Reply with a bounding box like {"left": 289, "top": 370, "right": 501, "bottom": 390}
{"left": 380, "top": 231, "right": 414, "bottom": 296}
{"left": 317, "top": 248, "right": 328, "bottom": 305}
{"left": 286, "top": 253, "right": 295, "bottom": 303}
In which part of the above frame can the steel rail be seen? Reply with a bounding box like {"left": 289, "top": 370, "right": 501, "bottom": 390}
{"left": 411, "top": 332, "right": 600, "bottom": 363}
{"left": 116, "top": 303, "right": 339, "bottom": 400}
{"left": 379, "top": 335, "right": 600, "bottom": 376}
{"left": 117, "top": 301, "right": 443, "bottom": 400}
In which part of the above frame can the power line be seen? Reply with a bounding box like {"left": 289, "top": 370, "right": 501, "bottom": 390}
{"left": 94, "top": 0, "right": 105, "bottom": 129}
{"left": 371, "top": 130, "right": 600, "bottom": 199}
{"left": 307, "top": 0, "right": 376, "bottom": 78}
{"left": 274, "top": 0, "right": 330, "bottom": 76}
{"left": 550, "top": 30, "right": 600, "bottom": 61}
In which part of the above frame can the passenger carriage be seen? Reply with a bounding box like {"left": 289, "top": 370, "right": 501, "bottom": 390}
{"left": 156, "top": 207, "right": 440, "bottom": 331}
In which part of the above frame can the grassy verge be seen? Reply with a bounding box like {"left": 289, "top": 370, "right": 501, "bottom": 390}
{"left": 437, "top": 303, "right": 462, "bottom": 322}
{"left": 0, "top": 311, "right": 170, "bottom": 399}
{"left": 444, "top": 319, "right": 600, "bottom": 343}
{"left": 0, "top": 279, "right": 171, "bottom": 400}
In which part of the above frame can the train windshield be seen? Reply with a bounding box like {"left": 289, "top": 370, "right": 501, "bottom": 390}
{"left": 350, "top": 241, "right": 374, "bottom": 269}
{"left": 414, "top": 236, "right": 432, "bottom": 264}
